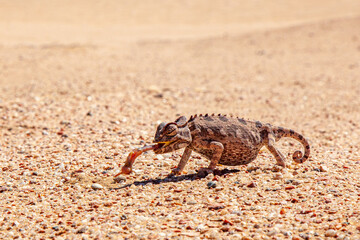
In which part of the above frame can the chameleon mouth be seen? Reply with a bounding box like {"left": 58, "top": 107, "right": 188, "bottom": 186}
{"left": 154, "top": 141, "right": 172, "bottom": 151}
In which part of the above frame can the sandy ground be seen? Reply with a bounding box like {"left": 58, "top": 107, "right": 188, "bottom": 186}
{"left": 0, "top": 1, "right": 360, "bottom": 239}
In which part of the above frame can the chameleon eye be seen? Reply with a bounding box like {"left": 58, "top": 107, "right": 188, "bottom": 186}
{"left": 165, "top": 124, "right": 178, "bottom": 136}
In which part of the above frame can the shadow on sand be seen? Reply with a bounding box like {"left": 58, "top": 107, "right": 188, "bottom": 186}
{"left": 112, "top": 168, "right": 240, "bottom": 189}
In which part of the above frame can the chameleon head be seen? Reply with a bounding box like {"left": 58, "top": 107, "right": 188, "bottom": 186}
{"left": 153, "top": 116, "right": 192, "bottom": 154}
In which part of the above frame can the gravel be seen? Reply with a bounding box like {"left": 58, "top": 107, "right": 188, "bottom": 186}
{"left": 0, "top": 3, "right": 360, "bottom": 239}
{"left": 91, "top": 183, "right": 104, "bottom": 190}
{"left": 207, "top": 181, "right": 217, "bottom": 189}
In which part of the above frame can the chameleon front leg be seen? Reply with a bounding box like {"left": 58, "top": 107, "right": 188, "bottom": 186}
{"left": 169, "top": 146, "right": 192, "bottom": 176}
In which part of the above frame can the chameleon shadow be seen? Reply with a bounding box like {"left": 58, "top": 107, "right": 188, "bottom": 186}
{"left": 112, "top": 168, "right": 240, "bottom": 190}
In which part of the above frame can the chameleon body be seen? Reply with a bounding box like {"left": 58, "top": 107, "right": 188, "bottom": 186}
{"left": 153, "top": 114, "right": 310, "bottom": 175}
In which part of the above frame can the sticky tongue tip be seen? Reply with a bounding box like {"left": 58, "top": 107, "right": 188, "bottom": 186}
{"left": 114, "top": 166, "right": 132, "bottom": 177}
{"left": 116, "top": 144, "right": 158, "bottom": 177}
{"left": 121, "top": 166, "right": 132, "bottom": 175}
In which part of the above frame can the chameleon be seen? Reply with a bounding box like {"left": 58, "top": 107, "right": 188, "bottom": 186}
{"left": 118, "top": 114, "right": 310, "bottom": 176}
{"left": 153, "top": 114, "right": 310, "bottom": 176}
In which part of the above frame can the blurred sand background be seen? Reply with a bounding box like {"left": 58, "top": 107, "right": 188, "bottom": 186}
{"left": 0, "top": 1, "right": 360, "bottom": 239}
{"left": 1, "top": 0, "right": 360, "bottom": 45}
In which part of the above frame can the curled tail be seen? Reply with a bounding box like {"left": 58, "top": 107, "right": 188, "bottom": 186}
{"left": 273, "top": 126, "right": 310, "bottom": 163}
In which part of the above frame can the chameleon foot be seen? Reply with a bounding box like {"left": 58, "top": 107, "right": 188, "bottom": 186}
{"left": 272, "top": 164, "right": 285, "bottom": 172}
{"left": 168, "top": 168, "right": 182, "bottom": 177}
{"left": 197, "top": 168, "right": 214, "bottom": 177}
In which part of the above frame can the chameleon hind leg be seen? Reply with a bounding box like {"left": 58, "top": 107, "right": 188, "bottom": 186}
{"left": 193, "top": 140, "right": 224, "bottom": 176}
{"left": 265, "top": 131, "right": 287, "bottom": 167}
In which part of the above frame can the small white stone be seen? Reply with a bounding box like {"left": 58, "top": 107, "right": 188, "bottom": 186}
{"left": 205, "top": 173, "right": 215, "bottom": 180}
{"left": 187, "top": 200, "right": 197, "bottom": 205}
{"left": 336, "top": 234, "right": 346, "bottom": 240}
{"left": 195, "top": 224, "right": 206, "bottom": 232}
{"left": 91, "top": 183, "right": 104, "bottom": 190}
{"left": 162, "top": 161, "right": 170, "bottom": 167}
{"left": 120, "top": 117, "right": 127, "bottom": 123}
{"left": 320, "top": 165, "right": 328, "bottom": 172}
{"left": 325, "top": 229, "right": 337, "bottom": 237}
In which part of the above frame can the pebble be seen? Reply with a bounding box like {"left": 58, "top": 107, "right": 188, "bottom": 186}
{"left": 207, "top": 181, "right": 217, "bottom": 188}
{"left": 91, "top": 183, "right": 104, "bottom": 190}
{"left": 241, "top": 237, "right": 252, "bottom": 240}
{"left": 187, "top": 200, "right": 197, "bottom": 205}
{"left": 280, "top": 208, "right": 286, "bottom": 215}
{"left": 336, "top": 235, "right": 346, "bottom": 240}
{"left": 273, "top": 173, "right": 283, "bottom": 180}
{"left": 208, "top": 204, "right": 225, "bottom": 210}
{"left": 63, "top": 144, "right": 72, "bottom": 150}
{"left": 283, "top": 231, "right": 292, "bottom": 236}
{"left": 205, "top": 173, "right": 215, "bottom": 180}
{"left": 325, "top": 229, "right": 337, "bottom": 237}
{"left": 328, "top": 209, "right": 337, "bottom": 214}
{"left": 162, "top": 161, "right": 170, "bottom": 167}
{"left": 205, "top": 229, "right": 219, "bottom": 239}
{"left": 292, "top": 179, "right": 302, "bottom": 185}
{"left": 113, "top": 176, "right": 126, "bottom": 183}
{"left": 76, "top": 227, "right": 87, "bottom": 234}
{"left": 285, "top": 179, "right": 293, "bottom": 184}
{"left": 299, "top": 233, "right": 309, "bottom": 240}
{"left": 320, "top": 165, "right": 328, "bottom": 172}
{"left": 214, "top": 186, "right": 224, "bottom": 191}
{"left": 267, "top": 230, "right": 277, "bottom": 236}
{"left": 247, "top": 165, "right": 259, "bottom": 172}
{"left": 247, "top": 182, "right": 257, "bottom": 188}
{"left": 195, "top": 224, "right": 206, "bottom": 233}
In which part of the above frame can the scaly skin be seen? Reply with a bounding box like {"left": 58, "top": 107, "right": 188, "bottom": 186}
{"left": 153, "top": 114, "right": 310, "bottom": 176}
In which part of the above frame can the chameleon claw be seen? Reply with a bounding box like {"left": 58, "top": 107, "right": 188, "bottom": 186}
{"left": 168, "top": 168, "right": 182, "bottom": 177}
